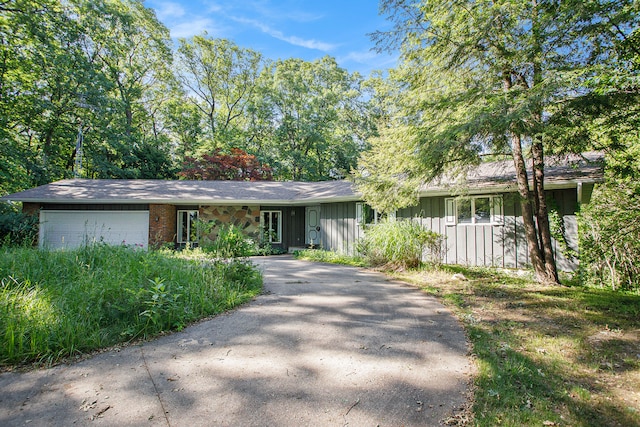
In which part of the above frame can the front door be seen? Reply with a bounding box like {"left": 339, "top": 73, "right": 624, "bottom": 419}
{"left": 305, "top": 205, "right": 321, "bottom": 247}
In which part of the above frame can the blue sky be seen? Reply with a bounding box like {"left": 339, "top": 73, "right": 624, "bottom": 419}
{"left": 145, "top": 0, "right": 397, "bottom": 76}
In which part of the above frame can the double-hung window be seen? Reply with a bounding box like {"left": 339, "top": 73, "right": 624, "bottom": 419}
{"left": 262, "top": 211, "right": 282, "bottom": 244}
{"left": 445, "top": 196, "right": 503, "bottom": 225}
{"left": 177, "top": 209, "right": 199, "bottom": 243}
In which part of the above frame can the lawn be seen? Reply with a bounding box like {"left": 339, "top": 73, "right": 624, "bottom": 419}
{"left": 296, "top": 250, "right": 640, "bottom": 427}
{"left": 0, "top": 245, "right": 262, "bottom": 369}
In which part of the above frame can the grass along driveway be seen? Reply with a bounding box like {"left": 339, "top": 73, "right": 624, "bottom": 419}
{"left": 391, "top": 266, "right": 640, "bottom": 427}
{"left": 0, "top": 245, "right": 262, "bottom": 369}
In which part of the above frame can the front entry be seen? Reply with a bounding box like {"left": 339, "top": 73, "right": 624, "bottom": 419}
{"left": 305, "top": 205, "right": 321, "bottom": 247}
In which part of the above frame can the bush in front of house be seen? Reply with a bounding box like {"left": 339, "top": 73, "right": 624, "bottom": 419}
{"left": 201, "top": 223, "right": 258, "bottom": 257}
{"left": 0, "top": 244, "right": 262, "bottom": 367}
{"left": 0, "top": 204, "right": 38, "bottom": 247}
{"left": 356, "top": 218, "right": 444, "bottom": 269}
{"left": 578, "top": 182, "right": 640, "bottom": 292}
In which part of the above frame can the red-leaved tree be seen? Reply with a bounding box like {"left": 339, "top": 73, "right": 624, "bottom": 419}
{"left": 178, "top": 148, "right": 273, "bottom": 181}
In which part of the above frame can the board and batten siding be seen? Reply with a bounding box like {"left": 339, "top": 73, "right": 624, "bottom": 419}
{"left": 398, "top": 189, "right": 578, "bottom": 271}
{"left": 318, "top": 188, "right": 579, "bottom": 271}
{"left": 319, "top": 202, "right": 364, "bottom": 254}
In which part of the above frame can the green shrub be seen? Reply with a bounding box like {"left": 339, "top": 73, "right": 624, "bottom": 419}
{"left": 578, "top": 182, "right": 640, "bottom": 292}
{"left": 356, "top": 218, "right": 444, "bottom": 269}
{"left": 0, "top": 204, "right": 38, "bottom": 247}
{"left": 200, "top": 223, "right": 258, "bottom": 258}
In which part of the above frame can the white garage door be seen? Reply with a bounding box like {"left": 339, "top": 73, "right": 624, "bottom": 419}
{"left": 39, "top": 211, "right": 149, "bottom": 249}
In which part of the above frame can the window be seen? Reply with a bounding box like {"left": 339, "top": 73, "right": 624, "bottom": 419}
{"left": 356, "top": 202, "right": 396, "bottom": 226}
{"left": 177, "top": 210, "right": 199, "bottom": 243}
{"left": 445, "top": 196, "right": 503, "bottom": 225}
{"left": 262, "top": 210, "right": 282, "bottom": 244}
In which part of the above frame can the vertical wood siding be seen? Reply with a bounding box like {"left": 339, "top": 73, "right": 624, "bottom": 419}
{"left": 319, "top": 202, "right": 363, "bottom": 254}
{"left": 319, "top": 188, "right": 580, "bottom": 271}
{"left": 260, "top": 205, "right": 305, "bottom": 250}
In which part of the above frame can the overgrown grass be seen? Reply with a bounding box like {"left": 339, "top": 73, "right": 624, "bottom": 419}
{"left": 299, "top": 251, "right": 640, "bottom": 426}
{"left": 0, "top": 245, "right": 262, "bottom": 368}
{"left": 294, "top": 249, "right": 368, "bottom": 267}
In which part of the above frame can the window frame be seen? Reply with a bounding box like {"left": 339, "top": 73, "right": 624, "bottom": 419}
{"left": 356, "top": 202, "right": 396, "bottom": 226}
{"left": 177, "top": 209, "right": 199, "bottom": 243}
{"left": 261, "top": 210, "right": 282, "bottom": 244}
{"left": 445, "top": 195, "right": 503, "bottom": 226}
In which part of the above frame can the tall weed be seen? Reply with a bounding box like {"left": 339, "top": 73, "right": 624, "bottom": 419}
{"left": 0, "top": 245, "right": 262, "bottom": 367}
{"left": 357, "top": 218, "right": 444, "bottom": 269}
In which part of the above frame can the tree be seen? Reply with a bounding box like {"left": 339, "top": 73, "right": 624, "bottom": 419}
{"left": 175, "top": 36, "right": 263, "bottom": 152}
{"left": 0, "top": 0, "right": 178, "bottom": 190}
{"left": 178, "top": 148, "right": 272, "bottom": 181}
{"left": 75, "top": 0, "right": 177, "bottom": 179}
{"left": 579, "top": 182, "right": 640, "bottom": 291}
{"left": 358, "top": 0, "right": 639, "bottom": 284}
{"left": 555, "top": 24, "right": 640, "bottom": 291}
{"left": 251, "top": 56, "right": 371, "bottom": 181}
{"left": 0, "top": 0, "right": 105, "bottom": 189}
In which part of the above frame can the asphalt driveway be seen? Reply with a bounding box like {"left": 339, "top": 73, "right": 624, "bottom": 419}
{"left": 0, "top": 255, "right": 472, "bottom": 426}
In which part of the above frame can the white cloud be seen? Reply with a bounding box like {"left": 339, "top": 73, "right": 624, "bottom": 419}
{"left": 170, "top": 18, "right": 219, "bottom": 38}
{"left": 340, "top": 50, "right": 379, "bottom": 64}
{"left": 232, "top": 16, "right": 336, "bottom": 52}
{"left": 152, "top": 1, "right": 186, "bottom": 21}
{"left": 240, "top": 1, "right": 322, "bottom": 23}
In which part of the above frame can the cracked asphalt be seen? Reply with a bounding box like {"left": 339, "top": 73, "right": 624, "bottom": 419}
{"left": 0, "top": 255, "right": 473, "bottom": 426}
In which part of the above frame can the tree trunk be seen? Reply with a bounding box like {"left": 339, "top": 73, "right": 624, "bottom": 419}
{"left": 531, "top": 140, "right": 560, "bottom": 284}
{"left": 529, "top": 2, "right": 560, "bottom": 285}
{"left": 511, "top": 133, "right": 547, "bottom": 283}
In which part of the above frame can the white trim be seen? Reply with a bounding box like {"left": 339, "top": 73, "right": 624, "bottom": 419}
{"left": 177, "top": 209, "right": 199, "bottom": 243}
{"left": 356, "top": 202, "right": 364, "bottom": 226}
{"left": 445, "top": 198, "right": 456, "bottom": 225}
{"left": 445, "top": 195, "right": 503, "bottom": 226}
{"left": 261, "top": 210, "right": 282, "bottom": 244}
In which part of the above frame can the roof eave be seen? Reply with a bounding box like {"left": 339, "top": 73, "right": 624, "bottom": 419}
{"left": 1, "top": 196, "right": 364, "bottom": 205}
{"left": 419, "top": 177, "right": 602, "bottom": 198}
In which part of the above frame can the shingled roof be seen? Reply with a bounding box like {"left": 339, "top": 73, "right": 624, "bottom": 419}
{"left": 0, "top": 179, "right": 360, "bottom": 205}
{"left": 421, "top": 152, "right": 604, "bottom": 195}
{"left": 1, "top": 152, "right": 604, "bottom": 204}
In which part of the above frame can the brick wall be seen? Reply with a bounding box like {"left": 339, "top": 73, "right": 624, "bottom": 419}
{"left": 149, "top": 204, "right": 177, "bottom": 248}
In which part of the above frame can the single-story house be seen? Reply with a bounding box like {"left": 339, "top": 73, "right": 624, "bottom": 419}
{"left": 1, "top": 152, "right": 603, "bottom": 271}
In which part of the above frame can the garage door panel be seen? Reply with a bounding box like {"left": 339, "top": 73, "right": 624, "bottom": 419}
{"left": 40, "top": 211, "right": 149, "bottom": 249}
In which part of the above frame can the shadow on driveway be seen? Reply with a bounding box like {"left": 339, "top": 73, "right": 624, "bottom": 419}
{"left": 0, "top": 255, "right": 472, "bottom": 426}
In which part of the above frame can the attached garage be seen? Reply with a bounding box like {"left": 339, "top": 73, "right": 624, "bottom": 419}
{"left": 39, "top": 210, "right": 149, "bottom": 249}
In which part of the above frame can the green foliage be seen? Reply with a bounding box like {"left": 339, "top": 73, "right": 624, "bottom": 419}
{"left": 138, "top": 277, "right": 182, "bottom": 333}
{"left": 394, "top": 265, "right": 640, "bottom": 427}
{"left": 294, "top": 249, "right": 368, "bottom": 267}
{"left": 250, "top": 56, "right": 373, "bottom": 181}
{"left": 579, "top": 182, "right": 640, "bottom": 292}
{"left": 361, "top": 0, "right": 638, "bottom": 284}
{"left": 200, "top": 223, "right": 258, "bottom": 258}
{"left": 0, "top": 2, "right": 375, "bottom": 191}
{"left": 356, "top": 218, "right": 444, "bottom": 269}
{"left": 0, "top": 204, "right": 38, "bottom": 247}
{"left": 175, "top": 36, "right": 263, "bottom": 150}
{"left": 547, "top": 197, "right": 577, "bottom": 262}
{"left": 0, "top": 245, "right": 262, "bottom": 367}
{"left": 0, "top": 0, "right": 178, "bottom": 190}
